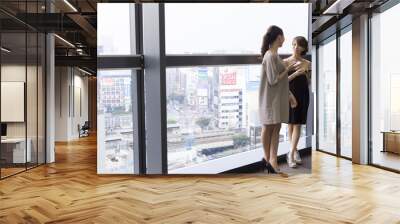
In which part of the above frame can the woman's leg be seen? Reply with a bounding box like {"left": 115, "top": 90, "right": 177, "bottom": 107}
{"left": 288, "top": 124, "right": 293, "bottom": 144}
{"left": 290, "top": 124, "right": 301, "bottom": 158}
{"left": 269, "top": 123, "right": 281, "bottom": 170}
{"left": 261, "top": 125, "right": 273, "bottom": 162}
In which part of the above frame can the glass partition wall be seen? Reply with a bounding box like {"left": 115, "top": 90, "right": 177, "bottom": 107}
{"left": 0, "top": 3, "right": 46, "bottom": 179}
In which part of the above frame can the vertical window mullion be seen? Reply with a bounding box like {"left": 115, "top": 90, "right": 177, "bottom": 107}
{"left": 25, "top": 1, "right": 28, "bottom": 171}
{"left": 142, "top": 3, "right": 167, "bottom": 174}
{"left": 337, "top": 30, "right": 341, "bottom": 157}
{"left": 135, "top": 4, "right": 146, "bottom": 174}
{"left": 316, "top": 45, "right": 319, "bottom": 151}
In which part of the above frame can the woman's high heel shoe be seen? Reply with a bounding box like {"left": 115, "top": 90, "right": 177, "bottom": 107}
{"left": 294, "top": 150, "right": 302, "bottom": 164}
{"left": 286, "top": 152, "right": 297, "bottom": 168}
{"left": 260, "top": 158, "right": 267, "bottom": 171}
{"left": 265, "top": 162, "right": 279, "bottom": 174}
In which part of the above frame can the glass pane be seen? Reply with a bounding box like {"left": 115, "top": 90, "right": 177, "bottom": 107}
{"left": 97, "top": 3, "right": 136, "bottom": 55}
{"left": 371, "top": 4, "right": 400, "bottom": 171}
{"left": 167, "top": 65, "right": 308, "bottom": 172}
{"left": 27, "top": 31, "right": 38, "bottom": 168}
{"left": 1, "top": 31, "right": 27, "bottom": 177}
{"left": 165, "top": 3, "right": 309, "bottom": 54}
{"left": 97, "top": 70, "right": 135, "bottom": 174}
{"left": 317, "top": 38, "right": 337, "bottom": 154}
{"left": 339, "top": 30, "right": 352, "bottom": 158}
{"left": 38, "top": 33, "right": 45, "bottom": 164}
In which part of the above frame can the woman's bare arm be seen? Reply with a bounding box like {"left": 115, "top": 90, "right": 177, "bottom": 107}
{"left": 265, "top": 55, "right": 295, "bottom": 86}
{"left": 289, "top": 90, "right": 297, "bottom": 108}
{"left": 304, "top": 60, "right": 311, "bottom": 84}
{"left": 288, "top": 60, "right": 311, "bottom": 82}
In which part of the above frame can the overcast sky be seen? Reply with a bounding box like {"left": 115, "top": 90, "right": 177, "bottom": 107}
{"left": 98, "top": 3, "right": 309, "bottom": 55}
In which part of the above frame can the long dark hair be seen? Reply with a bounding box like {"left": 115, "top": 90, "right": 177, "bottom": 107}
{"left": 293, "top": 36, "right": 308, "bottom": 56}
{"left": 261, "top": 25, "right": 283, "bottom": 57}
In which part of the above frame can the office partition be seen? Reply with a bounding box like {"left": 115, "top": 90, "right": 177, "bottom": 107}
{"left": 0, "top": 1, "right": 47, "bottom": 179}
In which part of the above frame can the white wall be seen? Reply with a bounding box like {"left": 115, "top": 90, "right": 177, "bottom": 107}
{"left": 55, "top": 67, "right": 89, "bottom": 141}
{"left": 55, "top": 66, "right": 69, "bottom": 141}
{"left": 1, "top": 63, "right": 46, "bottom": 164}
{"left": 1, "top": 65, "right": 28, "bottom": 138}
{"left": 71, "top": 72, "right": 89, "bottom": 138}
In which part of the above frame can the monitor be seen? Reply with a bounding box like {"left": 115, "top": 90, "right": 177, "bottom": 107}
{"left": 1, "top": 123, "right": 7, "bottom": 137}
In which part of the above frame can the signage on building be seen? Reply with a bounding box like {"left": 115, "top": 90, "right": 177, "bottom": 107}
{"left": 102, "top": 78, "right": 114, "bottom": 86}
{"left": 221, "top": 72, "right": 236, "bottom": 85}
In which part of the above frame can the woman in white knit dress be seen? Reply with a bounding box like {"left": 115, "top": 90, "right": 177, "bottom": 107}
{"left": 259, "top": 25, "right": 297, "bottom": 173}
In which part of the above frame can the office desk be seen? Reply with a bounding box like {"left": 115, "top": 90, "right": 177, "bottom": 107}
{"left": 1, "top": 138, "right": 31, "bottom": 164}
{"left": 382, "top": 131, "right": 400, "bottom": 154}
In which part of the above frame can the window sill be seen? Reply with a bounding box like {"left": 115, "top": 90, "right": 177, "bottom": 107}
{"left": 169, "top": 136, "right": 310, "bottom": 174}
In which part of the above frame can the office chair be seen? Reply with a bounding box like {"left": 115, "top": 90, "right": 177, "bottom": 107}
{"left": 79, "top": 121, "right": 90, "bottom": 138}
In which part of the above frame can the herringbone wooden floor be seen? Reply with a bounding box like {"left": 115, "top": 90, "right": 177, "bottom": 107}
{"left": 1, "top": 135, "right": 400, "bottom": 224}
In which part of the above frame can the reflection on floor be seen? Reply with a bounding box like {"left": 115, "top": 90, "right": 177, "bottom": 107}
{"left": 373, "top": 150, "right": 400, "bottom": 171}
{"left": 0, "top": 167, "right": 25, "bottom": 178}
{"left": 0, "top": 162, "right": 43, "bottom": 179}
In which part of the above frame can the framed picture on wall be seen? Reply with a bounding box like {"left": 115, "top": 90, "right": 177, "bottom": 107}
{"left": 1, "top": 81, "right": 25, "bottom": 122}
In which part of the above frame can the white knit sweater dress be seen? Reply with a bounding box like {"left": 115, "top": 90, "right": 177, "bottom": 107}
{"left": 258, "top": 51, "right": 289, "bottom": 125}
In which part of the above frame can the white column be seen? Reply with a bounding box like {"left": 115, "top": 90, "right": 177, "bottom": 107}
{"left": 352, "top": 14, "right": 369, "bottom": 164}
{"left": 311, "top": 45, "right": 317, "bottom": 150}
{"left": 46, "top": 33, "right": 55, "bottom": 163}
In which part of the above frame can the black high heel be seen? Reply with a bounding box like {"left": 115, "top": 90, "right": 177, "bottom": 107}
{"left": 265, "top": 162, "right": 278, "bottom": 174}
{"left": 260, "top": 158, "right": 267, "bottom": 171}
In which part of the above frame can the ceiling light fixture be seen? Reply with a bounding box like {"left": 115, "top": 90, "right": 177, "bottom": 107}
{"left": 63, "top": 0, "right": 78, "bottom": 12}
{"left": 78, "top": 67, "right": 93, "bottom": 76}
{"left": 323, "top": 0, "right": 355, "bottom": 15}
{"left": 54, "top": 34, "right": 75, "bottom": 48}
{"left": 1, "top": 47, "right": 11, "bottom": 53}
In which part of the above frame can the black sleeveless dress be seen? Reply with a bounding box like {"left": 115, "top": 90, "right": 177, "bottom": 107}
{"left": 288, "top": 70, "right": 309, "bottom": 124}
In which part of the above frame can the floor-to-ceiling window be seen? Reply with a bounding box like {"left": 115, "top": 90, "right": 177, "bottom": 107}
{"left": 97, "top": 69, "right": 136, "bottom": 174}
{"left": 316, "top": 23, "right": 353, "bottom": 159}
{"left": 165, "top": 3, "right": 310, "bottom": 173}
{"left": 339, "top": 27, "right": 352, "bottom": 159}
{"left": 97, "top": 3, "right": 142, "bottom": 174}
{"left": 317, "top": 35, "right": 337, "bottom": 155}
{"left": 97, "top": 3, "right": 312, "bottom": 174}
{"left": 370, "top": 2, "right": 400, "bottom": 171}
{"left": 166, "top": 65, "right": 263, "bottom": 171}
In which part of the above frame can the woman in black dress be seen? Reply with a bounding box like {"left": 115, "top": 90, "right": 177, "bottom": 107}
{"left": 284, "top": 36, "right": 311, "bottom": 168}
